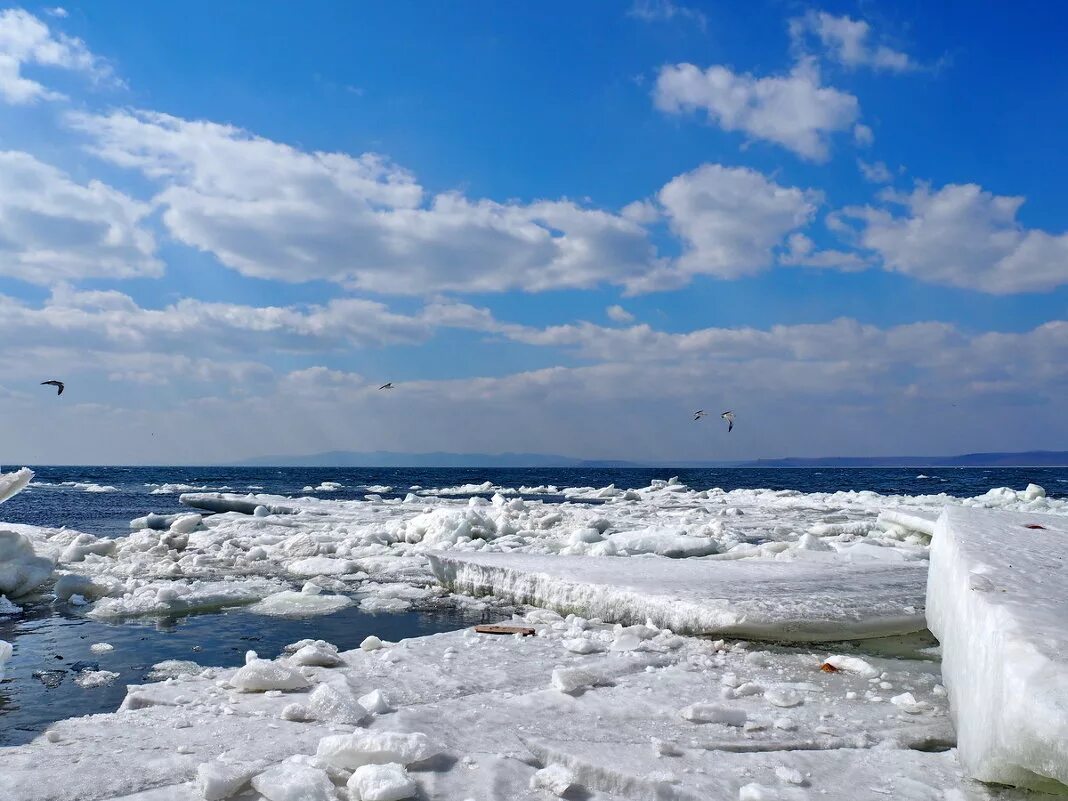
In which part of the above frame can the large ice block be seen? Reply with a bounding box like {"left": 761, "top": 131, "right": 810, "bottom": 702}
{"left": 429, "top": 551, "right": 927, "bottom": 640}
{"left": 927, "top": 505, "right": 1068, "bottom": 791}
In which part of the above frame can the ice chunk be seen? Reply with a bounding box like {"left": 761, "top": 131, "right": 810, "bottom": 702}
{"left": 429, "top": 551, "right": 927, "bottom": 641}
{"left": 250, "top": 762, "right": 335, "bottom": 801}
{"left": 821, "top": 654, "right": 878, "bottom": 678}
{"left": 196, "top": 759, "right": 260, "bottom": 800}
{"left": 550, "top": 667, "right": 611, "bottom": 694}
{"left": 358, "top": 689, "right": 393, "bottom": 715}
{"left": 249, "top": 589, "right": 353, "bottom": 617}
{"left": 606, "top": 527, "right": 721, "bottom": 557}
{"left": 0, "top": 530, "right": 54, "bottom": 597}
{"left": 877, "top": 509, "right": 938, "bottom": 537}
{"left": 680, "top": 703, "right": 747, "bottom": 726}
{"left": 307, "top": 682, "right": 370, "bottom": 724}
{"left": 89, "top": 642, "right": 114, "bottom": 654}
{"left": 180, "top": 492, "right": 294, "bottom": 515}
{"left": 0, "top": 639, "right": 11, "bottom": 681}
{"left": 529, "top": 764, "right": 576, "bottom": 797}
{"left": 927, "top": 505, "right": 1068, "bottom": 791}
{"left": 346, "top": 763, "right": 417, "bottom": 801}
{"left": 289, "top": 640, "right": 343, "bottom": 667}
{"left": 74, "top": 669, "right": 120, "bottom": 688}
{"left": 230, "top": 658, "right": 311, "bottom": 692}
{"left": 0, "top": 468, "right": 33, "bottom": 504}
{"left": 315, "top": 731, "right": 442, "bottom": 769}
{"left": 0, "top": 595, "right": 21, "bottom": 615}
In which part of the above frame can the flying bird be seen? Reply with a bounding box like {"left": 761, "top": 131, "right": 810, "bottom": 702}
{"left": 41, "top": 380, "right": 64, "bottom": 396}
{"left": 721, "top": 411, "right": 735, "bottom": 432}
{"left": 378, "top": 382, "right": 394, "bottom": 390}
{"left": 693, "top": 410, "right": 708, "bottom": 421}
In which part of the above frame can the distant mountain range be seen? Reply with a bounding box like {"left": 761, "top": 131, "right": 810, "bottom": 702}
{"left": 233, "top": 449, "right": 1068, "bottom": 468}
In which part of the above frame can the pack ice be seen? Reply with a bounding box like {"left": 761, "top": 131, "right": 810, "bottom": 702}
{"left": 928, "top": 505, "right": 1068, "bottom": 791}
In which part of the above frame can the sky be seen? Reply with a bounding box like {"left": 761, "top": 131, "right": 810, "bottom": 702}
{"left": 0, "top": 0, "right": 1066, "bottom": 465}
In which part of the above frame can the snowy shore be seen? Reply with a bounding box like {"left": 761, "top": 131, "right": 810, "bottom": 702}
{"left": 2, "top": 471, "right": 1067, "bottom": 798}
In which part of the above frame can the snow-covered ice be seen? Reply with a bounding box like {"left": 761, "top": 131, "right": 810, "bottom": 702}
{"left": 3, "top": 611, "right": 1048, "bottom": 801}
{"left": 927, "top": 505, "right": 1068, "bottom": 791}
{"left": 430, "top": 551, "right": 927, "bottom": 640}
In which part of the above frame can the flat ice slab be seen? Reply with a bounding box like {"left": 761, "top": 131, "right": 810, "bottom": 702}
{"left": 430, "top": 551, "right": 927, "bottom": 641}
{"left": 927, "top": 506, "right": 1068, "bottom": 791}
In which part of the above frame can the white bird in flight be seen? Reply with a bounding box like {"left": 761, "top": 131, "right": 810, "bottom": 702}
{"left": 41, "top": 380, "right": 64, "bottom": 396}
{"left": 378, "top": 382, "right": 394, "bottom": 390}
{"left": 693, "top": 410, "right": 707, "bottom": 421}
{"left": 721, "top": 411, "right": 735, "bottom": 432}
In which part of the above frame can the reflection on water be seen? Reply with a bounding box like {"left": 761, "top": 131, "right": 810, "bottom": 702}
{"left": 0, "top": 599, "right": 493, "bottom": 746}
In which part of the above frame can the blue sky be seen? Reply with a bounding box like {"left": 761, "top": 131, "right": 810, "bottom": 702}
{"left": 0, "top": 1, "right": 1065, "bottom": 464}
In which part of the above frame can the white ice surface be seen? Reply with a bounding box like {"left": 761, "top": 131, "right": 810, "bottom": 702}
{"left": 2, "top": 614, "right": 993, "bottom": 801}
{"left": 430, "top": 551, "right": 927, "bottom": 640}
{"left": 4, "top": 477, "right": 1064, "bottom": 625}
{"left": 927, "top": 505, "right": 1068, "bottom": 791}
{"left": 0, "top": 529, "right": 54, "bottom": 597}
{"left": 0, "top": 468, "right": 33, "bottom": 504}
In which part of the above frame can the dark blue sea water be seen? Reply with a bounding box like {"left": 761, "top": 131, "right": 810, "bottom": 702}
{"left": 2, "top": 465, "right": 1066, "bottom": 745}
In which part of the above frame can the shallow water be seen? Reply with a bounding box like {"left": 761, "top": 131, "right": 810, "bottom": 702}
{"left": 0, "top": 598, "right": 492, "bottom": 746}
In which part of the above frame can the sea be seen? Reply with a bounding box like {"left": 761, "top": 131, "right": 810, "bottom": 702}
{"left": 1, "top": 464, "right": 1066, "bottom": 745}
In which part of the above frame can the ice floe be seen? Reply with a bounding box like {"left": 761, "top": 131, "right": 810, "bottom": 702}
{"left": 429, "top": 551, "right": 927, "bottom": 640}
{"left": 928, "top": 505, "right": 1068, "bottom": 791}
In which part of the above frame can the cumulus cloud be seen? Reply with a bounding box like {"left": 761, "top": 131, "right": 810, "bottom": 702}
{"left": 606, "top": 304, "right": 635, "bottom": 323}
{"left": 0, "top": 150, "right": 159, "bottom": 283}
{"left": 789, "top": 11, "right": 916, "bottom": 73}
{"left": 653, "top": 164, "right": 819, "bottom": 282}
{"left": 0, "top": 8, "right": 111, "bottom": 103}
{"left": 68, "top": 109, "right": 662, "bottom": 295}
{"left": 843, "top": 183, "right": 1068, "bottom": 293}
{"left": 654, "top": 59, "right": 859, "bottom": 161}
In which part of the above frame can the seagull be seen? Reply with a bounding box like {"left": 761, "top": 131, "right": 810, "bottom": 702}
{"left": 721, "top": 411, "right": 735, "bottom": 432}
{"left": 41, "top": 380, "right": 64, "bottom": 396}
{"left": 378, "top": 382, "right": 394, "bottom": 390}
{"left": 693, "top": 410, "right": 708, "bottom": 421}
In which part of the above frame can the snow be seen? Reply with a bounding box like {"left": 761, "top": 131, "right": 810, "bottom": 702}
{"left": 927, "top": 505, "right": 1068, "bottom": 791}
{"left": 429, "top": 551, "right": 927, "bottom": 641}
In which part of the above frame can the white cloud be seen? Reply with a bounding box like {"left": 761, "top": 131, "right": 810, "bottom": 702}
{"left": 44, "top": 7, "right": 68, "bottom": 19}
{"left": 857, "top": 159, "right": 892, "bottom": 183}
{"left": 0, "top": 286, "right": 502, "bottom": 356}
{"left": 68, "top": 109, "right": 662, "bottom": 295}
{"left": 654, "top": 59, "right": 859, "bottom": 161}
{"left": 844, "top": 183, "right": 1068, "bottom": 293}
{"left": 627, "top": 0, "right": 707, "bottom": 30}
{"left": 780, "top": 232, "right": 869, "bottom": 271}
{"left": 653, "top": 164, "right": 819, "bottom": 282}
{"left": 853, "top": 123, "right": 874, "bottom": 147}
{"left": 0, "top": 8, "right": 110, "bottom": 104}
{"left": 0, "top": 150, "right": 159, "bottom": 283}
{"left": 606, "top": 304, "right": 635, "bottom": 323}
{"left": 790, "top": 11, "right": 916, "bottom": 73}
